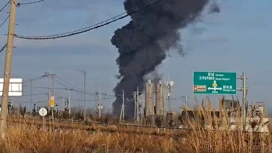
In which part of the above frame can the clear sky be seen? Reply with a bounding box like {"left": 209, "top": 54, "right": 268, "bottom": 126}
{"left": 0, "top": 0, "right": 272, "bottom": 113}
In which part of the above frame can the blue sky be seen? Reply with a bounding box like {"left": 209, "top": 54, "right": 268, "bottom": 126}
{"left": 0, "top": 0, "right": 272, "bottom": 113}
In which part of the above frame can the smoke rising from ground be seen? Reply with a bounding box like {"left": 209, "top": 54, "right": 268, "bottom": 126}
{"left": 111, "top": 0, "right": 216, "bottom": 118}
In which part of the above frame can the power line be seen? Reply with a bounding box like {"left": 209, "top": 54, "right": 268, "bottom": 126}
{"left": 0, "top": 0, "right": 10, "bottom": 13}
{"left": 18, "top": 97, "right": 62, "bottom": 104}
{"left": 71, "top": 97, "right": 114, "bottom": 102}
{"left": 54, "top": 78, "right": 71, "bottom": 88}
{"left": 23, "top": 85, "right": 69, "bottom": 90}
{"left": 23, "top": 75, "right": 47, "bottom": 83}
{"left": 53, "top": 78, "right": 94, "bottom": 96}
{"left": 54, "top": 75, "right": 82, "bottom": 92}
{"left": 54, "top": 74, "right": 97, "bottom": 96}
{"left": 53, "top": 78, "right": 92, "bottom": 96}
{"left": 21, "top": 93, "right": 48, "bottom": 96}
{"left": 0, "top": 43, "right": 7, "bottom": 52}
{"left": 14, "top": 0, "right": 163, "bottom": 40}
{"left": 19, "top": 100, "right": 47, "bottom": 104}
{"left": 0, "top": 15, "right": 9, "bottom": 28}
{"left": 22, "top": 85, "right": 95, "bottom": 96}
{"left": 17, "top": 0, "right": 45, "bottom": 6}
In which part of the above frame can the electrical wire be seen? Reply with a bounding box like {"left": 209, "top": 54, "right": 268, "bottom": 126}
{"left": 54, "top": 78, "right": 72, "bottom": 88}
{"left": 71, "top": 97, "right": 114, "bottom": 102}
{"left": 0, "top": 0, "right": 10, "bottom": 13}
{"left": 14, "top": 0, "right": 163, "bottom": 40}
{"left": 19, "top": 97, "right": 62, "bottom": 104}
{"left": 54, "top": 75, "right": 82, "bottom": 92}
{"left": 18, "top": 100, "right": 47, "bottom": 104}
{"left": 53, "top": 79, "right": 92, "bottom": 95}
{"left": 0, "top": 43, "right": 7, "bottom": 52}
{"left": 17, "top": 0, "right": 45, "bottom": 6}
{"left": 54, "top": 75, "right": 99, "bottom": 96}
{"left": 21, "top": 93, "right": 48, "bottom": 96}
{"left": 53, "top": 78, "right": 96, "bottom": 96}
{"left": 23, "top": 85, "right": 69, "bottom": 90}
{"left": 23, "top": 75, "right": 47, "bottom": 83}
{"left": 0, "top": 14, "right": 9, "bottom": 28}
{"left": 22, "top": 85, "right": 95, "bottom": 96}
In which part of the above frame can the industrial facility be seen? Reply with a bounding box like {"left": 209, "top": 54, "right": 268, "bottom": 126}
{"left": 178, "top": 98, "right": 270, "bottom": 133}
{"left": 142, "top": 79, "right": 176, "bottom": 126}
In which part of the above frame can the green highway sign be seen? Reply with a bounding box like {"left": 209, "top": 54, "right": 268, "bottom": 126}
{"left": 193, "top": 72, "right": 237, "bottom": 94}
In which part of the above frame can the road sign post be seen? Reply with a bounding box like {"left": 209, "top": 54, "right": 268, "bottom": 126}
{"left": 49, "top": 96, "right": 55, "bottom": 128}
{"left": 39, "top": 107, "right": 47, "bottom": 130}
{"left": 193, "top": 72, "right": 237, "bottom": 94}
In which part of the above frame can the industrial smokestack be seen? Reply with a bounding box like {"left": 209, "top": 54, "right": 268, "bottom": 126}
{"left": 155, "top": 80, "right": 164, "bottom": 116}
{"left": 145, "top": 80, "right": 155, "bottom": 117}
{"left": 111, "top": 0, "right": 213, "bottom": 118}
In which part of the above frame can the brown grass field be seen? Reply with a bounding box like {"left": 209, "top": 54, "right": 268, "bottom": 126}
{"left": 1, "top": 99, "right": 272, "bottom": 153}
{"left": 1, "top": 120, "right": 271, "bottom": 153}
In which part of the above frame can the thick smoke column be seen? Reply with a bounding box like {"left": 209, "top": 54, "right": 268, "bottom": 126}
{"left": 111, "top": 0, "right": 210, "bottom": 118}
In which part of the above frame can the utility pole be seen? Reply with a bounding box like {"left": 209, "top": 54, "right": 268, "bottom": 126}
{"left": 122, "top": 90, "right": 125, "bottom": 119}
{"left": 136, "top": 86, "right": 139, "bottom": 122}
{"left": 119, "top": 89, "right": 125, "bottom": 122}
{"left": 75, "top": 69, "right": 87, "bottom": 121}
{"left": 98, "top": 90, "right": 102, "bottom": 118}
{"left": 50, "top": 74, "right": 55, "bottom": 124}
{"left": 133, "top": 86, "right": 142, "bottom": 123}
{"left": 74, "top": 68, "right": 87, "bottom": 121}
{"left": 45, "top": 72, "right": 55, "bottom": 123}
{"left": 62, "top": 95, "right": 65, "bottom": 111}
{"left": 83, "top": 70, "right": 86, "bottom": 121}
{"left": 182, "top": 96, "right": 189, "bottom": 110}
{"left": 30, "top": 79, "right": 32, "bottom": 104}
{"left": 0, "top": 0, "right": 18, "bottom": 139}
{"left": 238, "top": 72, "right": 247, "bottom": 131}
{"left": 68, "top": 86, "right": 71, "bottom": 119}
{"left": 48, "top": 73, "right": 51, "bottom": 110}
{"left": 33, "top": 104, "right": 36, "bottom": 114}
{"left": 96, "top": 89, "right": 105, "bottom": 119}
{"left": 133, "top": 92, "right": 137, "bottom": 120}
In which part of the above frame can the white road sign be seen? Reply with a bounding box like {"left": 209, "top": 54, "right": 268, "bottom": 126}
{"left": 39, "top": 108, "right": 47, "bottom": 117}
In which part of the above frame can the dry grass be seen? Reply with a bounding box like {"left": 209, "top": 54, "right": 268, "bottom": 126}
{"left": 0, "top": 98, "right": 271, "bottom": 153}
{"left": 2, "top": 124, "right": 271, "bottom": 153}
{"left": 0, "top": 124, "right": 180, "bottom": 153}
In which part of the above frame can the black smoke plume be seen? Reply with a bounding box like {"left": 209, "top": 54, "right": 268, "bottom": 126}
{"left": 111, "top": 0, "right": 212, "bottom": 118}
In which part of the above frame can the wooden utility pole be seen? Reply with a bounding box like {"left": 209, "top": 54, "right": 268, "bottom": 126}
{"left": 0, "top": 0, "right": 17, "bottom": 140}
